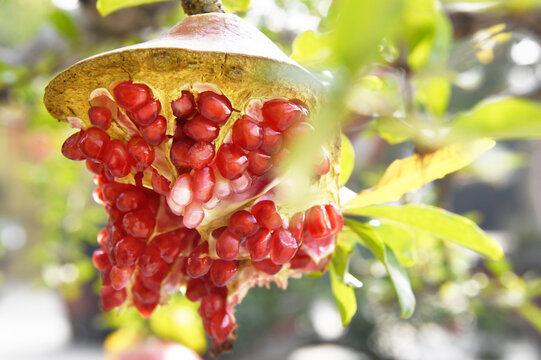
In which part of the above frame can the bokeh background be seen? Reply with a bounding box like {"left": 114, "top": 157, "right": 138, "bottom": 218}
{"left": 1, "top": 0, "right": 541, "bottom": 359}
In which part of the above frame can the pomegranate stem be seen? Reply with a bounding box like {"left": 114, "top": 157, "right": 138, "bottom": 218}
{"left": 180, "top": 0, "right": 225, "bottom": 15}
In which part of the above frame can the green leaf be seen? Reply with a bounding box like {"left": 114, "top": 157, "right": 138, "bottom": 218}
{"left": 346, "top": 221, "right": 416, "bottom": 318}
{"left": 223, "top": 0, "right": 250, "bottom": 13}
{"left": 291, "top": 31, "right": 336, "bottom": 69}
{"left": 343, "top": 139, "right": 494, "bottom": 210}
{"left": 414, "top": 75, "right": 451, "bottom": 117}
{"left": 346, "top": 204, "right": 504, "bottom": 260}
{"left": 339, "top": 134, "right": 355, "bottom": 186}
{"left": 96, "top": 0, "right": 168, "bottom": 16}
{"left": 449, "top": 97, "right": 541, "bottom": 141}
{"left": 48, "top": 10, "right": 78, "bottom": 42}
{"left": 517, "top": 301, "right": 541, "bottom": 334}
{"left": 330, "top": 243, "right": 357, "bottom": 326}
{"left": 373, "top": 116, "right": 416, "bottom": 145}
{"left": 373, "top": 221, "right": 416, "bottom": 267}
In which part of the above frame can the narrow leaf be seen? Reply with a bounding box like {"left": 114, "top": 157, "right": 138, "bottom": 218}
{"left": 346, "top": 221, "right": 416, "bottom": 318}
{"left": 343, "top": 139, "right": 494, "bottom": 210}
{"left": 449, "top": 97, "right": 541, "bottom": 141}
{"left": 339, "top": 134, "right": 355, "bottom": 186}
{"left": 96, "top": 0, "right": 168, "bottom": 16}
{"left": 330, "top": 242, "right": 357, "bottom": 326}
{"left": 347, "top": 204, "right": 503, "bottom": 260}
{"left": 223, "top": 0, "right": 250, "bottom": 13}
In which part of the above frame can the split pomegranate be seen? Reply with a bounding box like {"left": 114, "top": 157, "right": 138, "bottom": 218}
{"left": 44, "top": 12, "right": 342, "bottom": 353}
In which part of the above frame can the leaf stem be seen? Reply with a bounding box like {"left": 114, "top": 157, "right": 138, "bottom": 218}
{"left": 180, "top": 0, "right": 225, "bottom": 15}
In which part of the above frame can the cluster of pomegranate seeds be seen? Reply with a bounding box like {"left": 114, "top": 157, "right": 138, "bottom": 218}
{"left": 60, "top": 80, "right": 342, "bottom": 349}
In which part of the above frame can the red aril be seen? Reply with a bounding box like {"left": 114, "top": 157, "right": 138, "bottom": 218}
{"left": 171, "top": 90, "right": 196, "bottom": 119}
{"left": 188, "top": 141, "right": 215, "bottom": 170}
{"left": 216, "top": 229, "right": 240, "bottom": 260}
{"left": 113, "top": 81, "right": 152, "bottom": 112}
{"left": 114, "top": 236, "right": 145, "bottom": 266}
{"left": 184, "top": 115, "right": 220, "bottom": 142}
{"left": 262, "top": 99, "right": 305, "bottom": 131}
{"left": 192, "top": 167, "right": 215, "bottom": 203}
{"left": 246, "top": 228, "right": 271, "bottom": 261}
{"left": 127, "top": 136, "right": 154, "bottom": 171}
{"left": 141, "top": 115, "right": 167, "bottom": 146}
{"left": 88, "top": 106, "right": 112, "bottom": 130}
{"left": 62, "top": 130, "right": 86, "bottom": 160}
{"left": 209, "top": 260, "right": 237, "bottom": 287}
{"left": 270, "top": 229, "right": 298, "bottom": 264}
{"left": 133, "top": 98, "right": 161, "bottom": 126}
{"left": 210, "top": 310, "right": 235, "bottom": 342}
{"left": 228, "top": 210, "right": 258, "bottom": 238}
{"left": 251, "top": 200, "right": 282, "bottom": 231}
{"left": 78, "top": 127, "right": 110, "bottom": 161}
{"left": 305, "top": 205, "right": 332, "bottom": 239}
{"left": 216, "top": 143, "right": 248, "bottom": 180}
{"left": 247, "top": 150, "right": 272, "bottom": 176}
{"left": 198, "top": 91, "right": 232, "bottom": 124}
{"left": 232, "top": 115, "right": 263, "bottom": 150}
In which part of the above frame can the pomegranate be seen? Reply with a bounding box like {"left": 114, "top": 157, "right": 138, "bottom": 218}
{"left": 44, "top": 9, "right": 342, "bottom": 353}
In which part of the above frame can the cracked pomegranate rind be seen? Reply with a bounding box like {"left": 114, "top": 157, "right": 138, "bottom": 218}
{"left": 44, "top": 12, "right": 342, "bottom": 353}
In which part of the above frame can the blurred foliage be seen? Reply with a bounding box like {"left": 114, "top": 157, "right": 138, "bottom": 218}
{"left": 2, "top": 0, "right": 541, "bottom": 358}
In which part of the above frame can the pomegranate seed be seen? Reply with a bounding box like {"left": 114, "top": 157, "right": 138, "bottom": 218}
{"left": 228, "top": 210, "right": 258, "bottom": 238}
{"left": 186, "top": 277, "right": 207, "bottom": 301}
{"left": 173, "top": 118, "right": 186, "bottom": 139}
{"left": 153, "top": 231, "right": 182, "bottom": 263}
{"left": 210, "top": 310, "right": 235, "bottom": 342}
{"left": 232, "top": 115, "right": 263, "bottom": 150}
{"left": 260, "top": 125, "right": 282, "bottom": 155}
{"left": 216, "top": 143, "right": 248, "bottom": 180}
{"left": 122, "top": 208, "right": 155, "bottom": 238}
{"left": 216, "top": 229, "right": 240, "bottom": 260}
{"left": 230, "top": 173, "right": 252, "bottom": 194}
{"left": 101, "top": 267, "right": 111, "bottom": 286}
{"left": 140, "top": 262, "right": 171, "bottom": 292}
{"left": 101, "top": 286, "right": 127, "bottom": 311}
{"left": 133, "top": 280, "right": 160, "bottom": 304}
{"left": 92, "top": 183, "right": 105, "bottom": 204}
{"left": 183, "top": 115, "right": 220, "bottom": 142}
{"left": 113, "top": 81, "right": 152, "bottom": 112}
{"left": 78, "top": 127, "right": 110, "bottom": 161}
{"left": 186, "top": 242, "right": 212, "bottom": 278}
{"left": 193, "top": 167, "right": 215, "bottom": 203}
{"left": 183, "top": 201, "right": 205, "bottom": 229}
{"left": 139, "top": 245, "right": 165, "bottom": 277}
{"left": 305, "top": 205, "right": 331, "bottom": 239}
{"left": 204, "top": 196, "right": 220, "bottom": 210}
{"left": 110, "top": 265, "right": 134, "bottom": 290}
{"left": 116, "top": 189, "right": 146, "bottom": 212}
{"left": 262, "top": 99, "right": 305, "bottom": 131}
{"left": 88, "top": 106, "right": 112, "bottom": 130}
{"left": 212, "top": 226, "right": 227, "bottom": 240}
{"left": 86, "top": 159, "right": 104, "bottom": 175}
{"left": 92, "top": 248, "right": 110, "bottom": 270}
{"left": 283, "top": 121, "right": 314, "bottom": 145}
{"left": 104, "top": 139, "right": 132, "bottom": 178}
{"left": 114, "top": 236, "right": 145, "bottom": 266}
{"left": 325, "top": 204, "right": 343, "bottom": 234}
{"left": 170, "top": 139, "right": 193, "bottom": 170}
{"left": 127, "top": 136, "right": 154, "bottom": 171}
{"left": 170, "top": 173, "right": 193, "bottom": 207}
{"left": 253, "top": 259, "right": 282, "bottom": 275}
{"left": 213, "top": 174, "right": 232, "bottom": 199}
{"left": 288, "top": 212, "right": 305, "bottom": 243}
{"left": 101, "top": 182, "right": 130, "bottom": 206}
{"left": 251, "top": 200, "right": 282, "bottom": 231}
{"left": 97, "top": 228, "right": 109, "bottom": 246}
{"left": 270, "top": 229, "right": 298, "bottom": 264}
{"left": 199, "top": 293, "right": 225, "bottom": 319}
{"left": 198, "top": 91, "right": 232, "bottom": 124}
{"left": 246, "top": 228, "right": 271, "bottom": 261}
{"left": 290, "top": 251, "right": 313, "bottom": 269}
{"left": 316, "top": 147, "right": 330, "bottom": 175}
{"left": 210, "top": 260, "right": 237, "bottom": 287}
{"left": 247, "top": 150, "right": 272, "bottom": 176}
{"left": 141, "top": 115, "right": 167, "bottom": 146}
{"left": 151, "top": 169, "right": 171, "bottom": 196}
{"left": 188, "top": 141, "right": 215, "bottom": 170}
{"left": 62, "top": 130, "right": 86, "bottom": 160}
{"left": 171, "top": 90, "right": 196, "bottom": 119}
{"left": 290, "top": 99, "right": 309, "bottom": 115}
{"left": 133, "top": 98, "right": 161, "bottom": 126}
